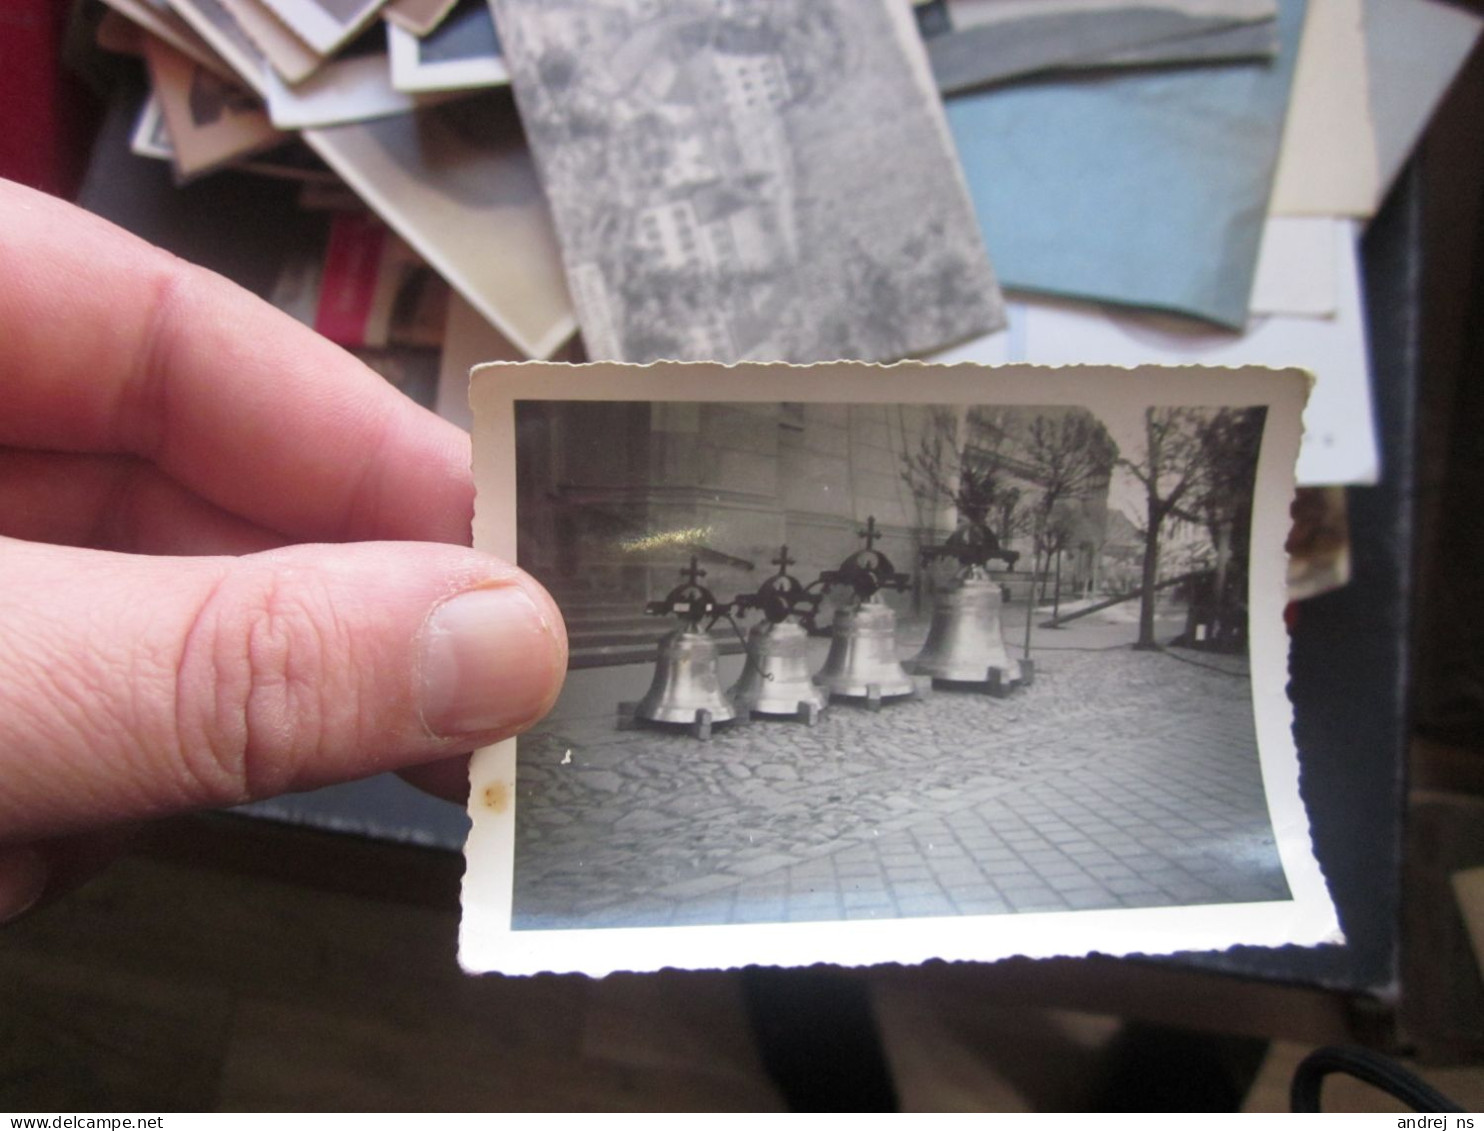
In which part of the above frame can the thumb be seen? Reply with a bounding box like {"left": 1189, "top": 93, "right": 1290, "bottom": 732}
{"left": 0, "top": 537, "right": 566, "bottom": 843}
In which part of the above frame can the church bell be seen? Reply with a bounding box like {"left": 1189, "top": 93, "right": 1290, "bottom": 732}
{"left": 913, "top": 514, "right": 1028, "bottom": 696}
{"left": 814, "top": 596, "right": 917, "bottom": 705}
{"left": 636, "top": 625, "right": 737, "bottom": 737}
{"left": 810, "top": 517, "right": 918, "bottom": 708}
{"left": 909, "top": 568, "right": 1023, "bottom": 692}
{"left": 732, "top": 620, "right": 828, "bottom": 723}
{"left": 630, "top": 557, "right": 737, "bottom": 740}
{"left": 728, "top": 546, "right": 829, "bottom": 724}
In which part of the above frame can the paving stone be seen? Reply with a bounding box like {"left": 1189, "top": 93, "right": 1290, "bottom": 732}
{"left": 656, "top": 873, "right": 746, "bottom": 899}
{"left": 1061, "top": 888, "right": 1124, "bottom": 911}
{"left": 995, "top": 871, "right": 1056, "bottom": 892}
{"left": 947, "top": 883, "right": 1001, "bottom": 903}
{"left": 922, "top": 843, "right": 970, "bottom": 860}
{"left": 612, "top": 809, "right": 684, "bottom": 833}
{"left": 842, "top": 889, "right": 895, "bottom": 909}
{"left": 756, "top": 763, "right": 801, "bottom": 782}
{"left": 734, "top": 900, "right": 788, "bottom": 923}
{"left": 511, "top": 635, "right": 1290, "bottom": 930}
{"left": 890, "top": 879, "right": 950, "bottom": 899}
{"left": 1034, "top": 859, "right": 1087, "bottom": 878}
{"left": 1004, "top": 889, "right": 1067, "bottom": 913}
{"left": 726, "top": 853, "right": 801, "bottom": 879}
{"left": 885, "top": 865, "right": 934, "bottom": 883}
{"left": 786, "top": 890, "right": 843, "bottom": 910}
{"left": 896, "top": 894, "right": 957, "bottom": 917}
{"left": 954, "top": 897, "right": 1011, "bottom": 916}
{"left": 1044, "top": 871, "right": 1101, "bottom": 893}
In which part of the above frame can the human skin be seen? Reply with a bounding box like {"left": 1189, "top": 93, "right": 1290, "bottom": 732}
{"left": 0, "top": 178, "right": 568, "bottom": 920}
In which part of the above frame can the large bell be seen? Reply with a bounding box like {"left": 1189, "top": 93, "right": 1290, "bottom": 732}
{"left": 635, "top": 626, "right": 737, "bottom": 734}
{"left": 815, "top": 596, "right": 917, "bottom": 702}
{"left": 910, "top": 570, "right": 1022, "bottom": 688}
{"left": 731, "top": 620, "right": 829, "bottom": 723}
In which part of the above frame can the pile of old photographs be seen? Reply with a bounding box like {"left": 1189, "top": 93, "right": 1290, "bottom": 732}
{"left": 83, "top": 0, "right": 1481, "bottom": 973}
{"left": 91, "top": 0, "right": 1478, "bottom": 495}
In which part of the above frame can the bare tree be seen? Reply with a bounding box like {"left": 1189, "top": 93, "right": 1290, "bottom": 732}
{"left": 1042, "top": 498, "right": 1098, "bottom": 619}
{"left": 1187, "top": 407, "right": 1266, "bottom": 648}
{"left": 1014, "top": 411, "right": 1117, "bottom": 653}
{"left": 901, "top": 406, "right": 1117, "bottom": 653}
{"left": 900, "top": 407, "right": 1026, "bottom": 538}
{"left": 1119, "top": 407, "right": 1212, "bottom": 651}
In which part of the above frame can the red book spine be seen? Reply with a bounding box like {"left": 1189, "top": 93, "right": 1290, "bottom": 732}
{"left": 0, "top": 0, "right": 96, "bottom": 198}
{"left": 315, "top": 210, "right": 388, "bottom": 348}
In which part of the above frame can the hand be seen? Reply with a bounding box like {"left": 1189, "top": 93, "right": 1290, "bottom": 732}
{"left": 0, "top": 179, "right": 567, "bottom": 920}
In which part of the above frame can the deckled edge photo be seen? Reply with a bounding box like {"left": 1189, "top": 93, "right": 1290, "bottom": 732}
{"left": 460, "top": 361, "right": 1339, "bottom": 977}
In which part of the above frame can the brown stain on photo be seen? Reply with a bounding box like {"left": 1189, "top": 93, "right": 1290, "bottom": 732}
{"left": 482, "top": 781, "right": 511, "bottom": 813}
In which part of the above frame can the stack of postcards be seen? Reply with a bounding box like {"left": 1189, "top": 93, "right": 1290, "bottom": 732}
{"left": 92, "top": 0, "right": 1480, "bottom": 494}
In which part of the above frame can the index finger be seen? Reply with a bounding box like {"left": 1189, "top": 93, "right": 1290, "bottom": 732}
{"left": 0, "top": 178, "right": 474, "bottom": 545}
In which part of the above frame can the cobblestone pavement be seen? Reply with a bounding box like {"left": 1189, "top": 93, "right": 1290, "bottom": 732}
{"left": 511, "top": 612, "right": 1289, "bottom": 930}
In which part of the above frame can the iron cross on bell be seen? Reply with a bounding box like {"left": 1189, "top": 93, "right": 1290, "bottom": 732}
{"left": 728, "top": 545, "right": 830, "bottom": 725}
{"left": 627, "top": 556, "right": 739, "bottom": 741}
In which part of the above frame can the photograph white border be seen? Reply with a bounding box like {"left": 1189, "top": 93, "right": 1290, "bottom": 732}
{"left": 258, "top": 0, "right": 388, "bottom": 55}
{"left": 388, "top": 19, "right": 508, "bottom": 93}
{"left": 460, "top": 360, "right": 1339, "bottom": 978}
{"left": 130, "top": 93, "right": 175, "bottom": 161}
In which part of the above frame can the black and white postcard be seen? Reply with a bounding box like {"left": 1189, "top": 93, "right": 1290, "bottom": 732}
{"left": 143, "top": 34, "right": 284, "bottom": 179}
{"left": 102, "top": 0, "right": 239, "bottom": 79}
{"left": 303, "top": 92, "right": 575, "bottom": 359}
{"left": 258, "top": 0, "right": 389, "bottom": 55}
{"left": 130, "top": 92, "right": 175, "bottom": 160}
{"left": 218, "top": 0, "right": 323, "bottom": 85}
{"left": 488, "top": 0, "right": 1004, "bottom": 364}
{"left": 382, "top": 0, "right": 458, "bottom": 37}
{"left": 389, "top": 0, "right": 507, "bottom": 93}
{"left": 166, "top": 0, "right": 423, "bottom": 128}
{"left": 461, "top": 360, "right": 1338, "bottom": 976}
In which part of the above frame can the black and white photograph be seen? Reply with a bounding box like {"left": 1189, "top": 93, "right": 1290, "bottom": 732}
{"left": 143, "top": 33, "right": 284, "bottom": 178}
{"left": 166, "top": 0, "right": 425, "bottom": 128}
{"left": 488, "top": 0, "right": 1004, "bottom": 364}
{"left": 382, "top": 0, "right": 459, "bottom": 36}
{"left": 462, "top": 360, "right": 1336, "bottom": 977}
{"left": 258, "top": 0, "right": 390, "bottom": 55}
{"left": 389, "top": 0, "right": 508, "bottom": 93}
{"left": 129, "top": 91, "right": 175, "bottom": 159}
{"left": 219, "top": 0, "right": 324, "bottom": 85}
{"left": 165, "top": 0, "right": 281, "bottom": 94}
{"left": 303, "top": 91, "right": 576, "bottom": 358}
{"left": 103, "top": 0, "right": 240, "bottom": 78}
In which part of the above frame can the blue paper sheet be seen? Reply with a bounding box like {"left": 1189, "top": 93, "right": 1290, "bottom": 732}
{"left": 946, "top": 0, "right": 1305, "bottom": 328}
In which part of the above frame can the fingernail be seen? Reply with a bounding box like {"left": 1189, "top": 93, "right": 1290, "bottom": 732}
{"left": 420, "top": 585, "right": 564, "bottom": 738}
{"left": 0, "top": 847, "right": 48, "bottom": 924}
